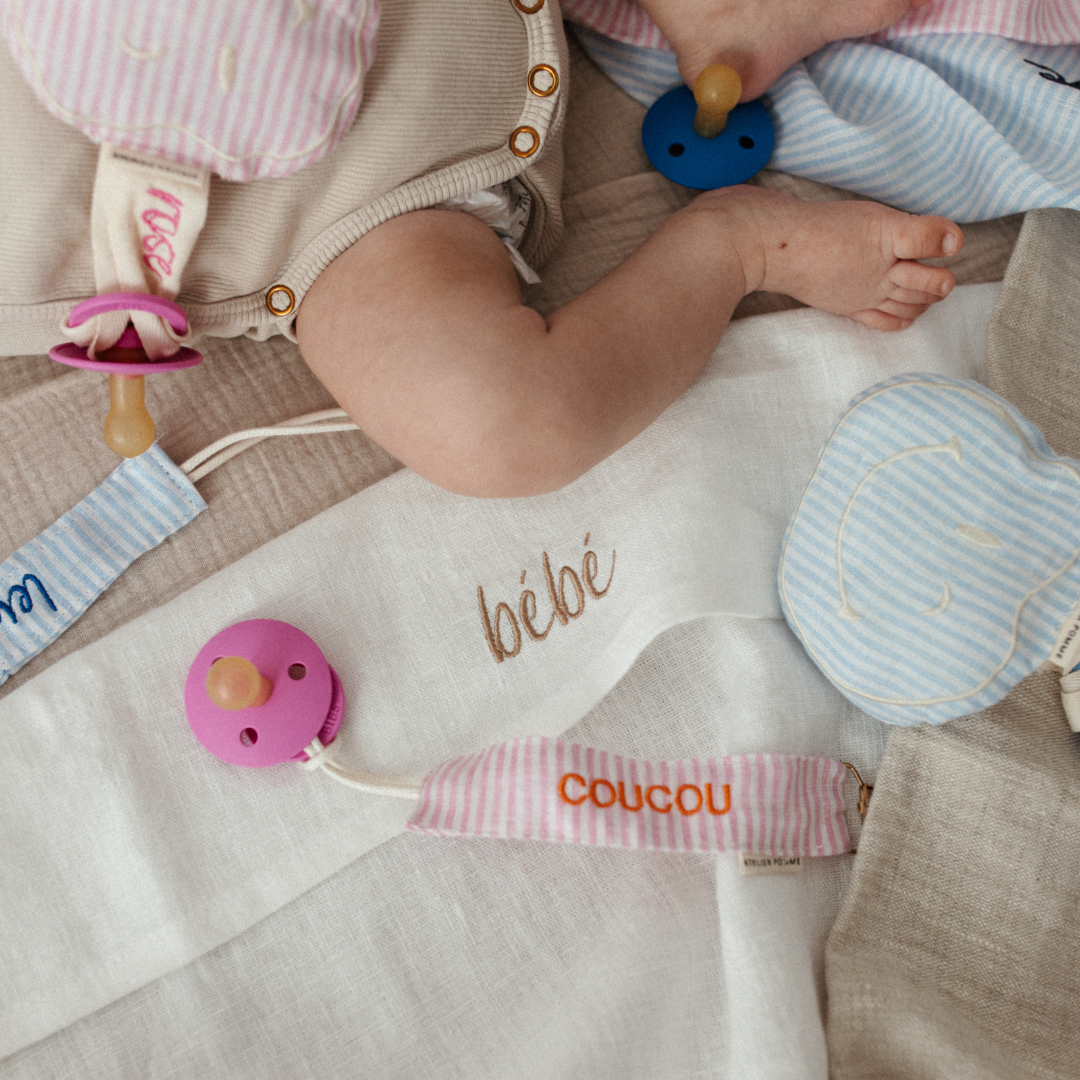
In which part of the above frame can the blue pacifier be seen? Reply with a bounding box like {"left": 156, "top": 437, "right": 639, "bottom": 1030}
{"left": 642, "top": 65, "right": 775, "bottom": 190}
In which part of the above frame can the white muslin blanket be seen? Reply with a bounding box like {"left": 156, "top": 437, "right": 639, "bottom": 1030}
{"left": 0, "top": 284, "right": 998, "bottom": 1074}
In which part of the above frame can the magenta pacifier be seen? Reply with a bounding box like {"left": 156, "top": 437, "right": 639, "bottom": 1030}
{"left": 49, "top": 292, "right": 203, "bottom": 373}
{"left": 184, "top": 619, "right": 344, "bottom": 767}
{"left": 50, "top": 292, "right": 204, "bottom": 457}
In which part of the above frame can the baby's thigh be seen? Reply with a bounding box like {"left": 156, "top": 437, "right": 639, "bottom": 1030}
{"left": 300, "top": 209, "right": 516, "bottom": 356}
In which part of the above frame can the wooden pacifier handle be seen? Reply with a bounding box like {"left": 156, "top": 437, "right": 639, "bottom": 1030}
{"left": 693, "top": 65, "right": 742, "bottom": 138}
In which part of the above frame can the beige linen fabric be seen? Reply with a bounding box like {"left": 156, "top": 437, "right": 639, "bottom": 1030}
{"left": 0, "top": 0, "right": 566, "bottom": 355}
{"left": 825, "top": 208, "right": 1080, "bottom": 1080}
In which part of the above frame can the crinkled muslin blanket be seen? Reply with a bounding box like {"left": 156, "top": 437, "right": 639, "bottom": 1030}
{"left": 0, "top": 283, "right": 998, "bottom": 1074}
{"left": 565, "top": 2, "right": 1080, "bottom": 221}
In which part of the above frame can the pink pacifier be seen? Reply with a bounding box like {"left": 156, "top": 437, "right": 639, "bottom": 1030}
{"left": 50, "top": 292, "right": 203, "bottom": 458}
{"left": 184, "top": 619, "right": 344, "bottom": 767}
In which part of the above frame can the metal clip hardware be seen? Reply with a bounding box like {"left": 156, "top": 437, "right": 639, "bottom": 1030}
{"left": 842, "top": 762, "right": 873, "bottom": 854}
{"left": 842, "top": 762, "right": 873, "bottom": 819}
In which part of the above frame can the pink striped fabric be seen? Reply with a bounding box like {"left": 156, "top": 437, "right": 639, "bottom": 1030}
{"left": 560, "top": 0, "right": 1080, "bottom": 53}
{"left": 408, "top": 738, "right": 851, "bottom": 857}
{"left": 873, "top": 0, "right": 1080, "bottom": 44}
{"left": 560, "top": 0, "right": 673, "bottom": 52}
{"left": 2, "top": 0, "right": 380, "bottom": 181}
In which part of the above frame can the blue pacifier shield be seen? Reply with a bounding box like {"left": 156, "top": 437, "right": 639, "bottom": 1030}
{"left": 642, "top": 86, "right": 775, "bottom": 189}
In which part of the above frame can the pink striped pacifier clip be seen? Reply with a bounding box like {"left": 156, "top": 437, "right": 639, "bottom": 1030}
{"left": 186, "top": 620, "right": 863, "bottom": 861}
{"left": 408, "top": 738, "right": 853, "bottom": 859}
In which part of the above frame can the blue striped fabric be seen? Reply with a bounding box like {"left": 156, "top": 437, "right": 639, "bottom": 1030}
{"left": 570, "top": 25, "right": 1080, "bottom": 220}
{"left": 779, "top": 375, "right": 1080, "bottom": 726}
{"left": 570, "top": 24, "right": 681, "bottom": 105}
{"left": 0, "top": 444, "right": 206, "bottom": 684}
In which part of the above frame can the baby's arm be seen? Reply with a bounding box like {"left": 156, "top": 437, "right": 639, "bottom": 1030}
{"left": 636, "top": 0, "right": 930, "bottom": 97}
{"left": 297, "top": 188, "right": 961, "bottom": 498}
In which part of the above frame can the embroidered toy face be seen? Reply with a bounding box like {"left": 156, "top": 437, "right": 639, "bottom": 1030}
{"left": 780, "top": 376, "right": 1080, "bottom": 725}
{"left": 2, "top": 0, "right": 379, "bottom": 180}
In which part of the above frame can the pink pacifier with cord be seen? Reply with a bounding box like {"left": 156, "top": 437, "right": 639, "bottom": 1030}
{"left": 50, "top": 293, "right": 203, "bottom": 458}
{"left": 185, "top": 619, "right": 343, "bottom": 768}
{"left": 183, "top": 619, "right": 864, "bottom": 859}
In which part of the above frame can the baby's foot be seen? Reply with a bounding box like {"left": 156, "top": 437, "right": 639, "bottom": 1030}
{"left": 641, "top": 0, "right": 931, "bottom": 98}
{"left": 707, "top": 186, "right": 962, "bottom": 331}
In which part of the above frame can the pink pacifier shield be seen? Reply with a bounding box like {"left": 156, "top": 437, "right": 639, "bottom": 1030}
{"left": 49, "top": 292, "right": 204, "bottom": 373}
{"left": 185, "top": 619, "right": 341, "bottom": 767}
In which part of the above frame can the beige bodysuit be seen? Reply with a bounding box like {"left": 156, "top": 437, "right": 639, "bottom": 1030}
{"left": 0, "top": 0, "right": 567, "bottom": 357}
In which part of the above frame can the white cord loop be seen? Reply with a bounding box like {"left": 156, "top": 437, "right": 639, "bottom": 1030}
{"left": 300, "top": 737, "right": 422, "bottom": 800}
{"left": 181, "top": 408, "right": 360, "bottom": 482}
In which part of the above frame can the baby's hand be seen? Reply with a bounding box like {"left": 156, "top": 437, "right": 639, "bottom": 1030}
{"left": 637, "top": 0, "right": 931, "bottom": 99}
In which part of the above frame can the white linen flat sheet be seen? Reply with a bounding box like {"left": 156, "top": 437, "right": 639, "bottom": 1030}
{"left": 0, "top": 283, "right": 998, "bottom": 1077}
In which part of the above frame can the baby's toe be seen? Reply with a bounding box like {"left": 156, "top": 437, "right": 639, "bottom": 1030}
{"left": 890, "top": 215, "right": 963, "bottom": 262}
{"left": 888, "top": 259, "right": 956, "bottom": 299}
{"left": 887, "top": 282, "right": 945, "bottom": 306}
{"left": 877, "top": 298, "right": 931, "bottom": 322}
{"left": 852, "top": 309, "right": 912, "bottom": 332}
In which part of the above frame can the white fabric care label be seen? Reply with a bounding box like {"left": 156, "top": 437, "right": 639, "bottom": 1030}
{"left": 407, "top": 738, "right": 852, "bottom": 857}
{"left": 0, "top": 444, "right": 206, "bottom": 684}
{"left": 737, "top": 853, "right": 804, "bottom": 876}
{"left": 66, "top": 144, "right": 210, "bottom": 359}
{"left": 1048, "top": 596, "right": 1080, "bottom": 673}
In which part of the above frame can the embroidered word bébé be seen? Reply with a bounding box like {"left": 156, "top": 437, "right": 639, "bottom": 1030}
{"left": 559, "top": 772, "right": 731, "bottom": 817}
{"left": 477, "top": 534, "right": 615, "bottom": 663}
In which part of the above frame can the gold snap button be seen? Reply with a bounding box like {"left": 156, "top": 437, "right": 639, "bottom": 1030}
{"left": 509, "top": 126, "right": 540, "bottom": 158}
{"left": 265, "top": 284, "right": 296, "bottom": 317}
{"left": 512, "top": 0, "right": 544, "bottom": 12}
{"left": 527, "top": 64, "right": 558, "bottom": 97}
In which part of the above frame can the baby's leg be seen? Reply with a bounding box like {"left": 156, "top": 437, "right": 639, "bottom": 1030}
{"left": 711, "top": 184, "right": 961, "bottom": 331}
{"left": 297, "top": 190, "right": 960, "bottom": 498}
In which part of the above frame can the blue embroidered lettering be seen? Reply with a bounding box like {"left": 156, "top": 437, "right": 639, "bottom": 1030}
{"left": 0, "top": 574, "right": 57, "bottom": 627}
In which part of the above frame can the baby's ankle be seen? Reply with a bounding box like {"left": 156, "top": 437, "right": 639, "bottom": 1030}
{"left": 685, "top": 185, "right": 785, "bottom": 297}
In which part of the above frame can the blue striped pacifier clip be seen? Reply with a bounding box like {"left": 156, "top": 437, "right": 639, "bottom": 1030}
{"left": 0, "top": 408, "right": 359, "bottom": 686}
{"left": 0, "top": 444, "right": 206, "bottom": 684}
